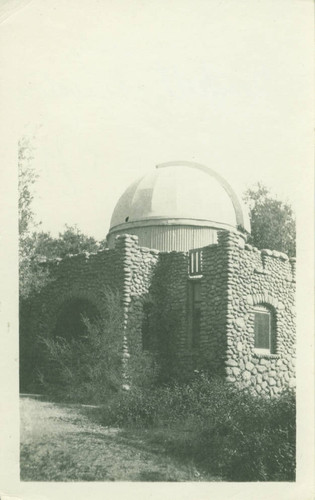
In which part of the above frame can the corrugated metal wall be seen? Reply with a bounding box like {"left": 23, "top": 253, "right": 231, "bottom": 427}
{"left": 108, "top": 225, "right": 218, "bottom": 252}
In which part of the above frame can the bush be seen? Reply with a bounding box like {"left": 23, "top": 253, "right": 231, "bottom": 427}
{"left": 38, "top": 287, "right": 158, "bottom": 403}
{"left": 38, "top": 288, "right": 125, "bottom": 403}
{"left": 188, "top": 385, "right": 296, "bottom": 481}
{"left": 99, "top": 374, "right": 296, "bottom": 481}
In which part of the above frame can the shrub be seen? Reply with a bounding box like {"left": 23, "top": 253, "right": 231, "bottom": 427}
{"left": 189, "top": 386, "right": 296, "bottom": 481}
{"left": 38, "top": 288, "right": 125, "bottom": 403}
{"left": 99, "top": 374, "right": 296, "bottom": 481}
{"left": 38, "top": 287, "right": 158, "bottom": 403}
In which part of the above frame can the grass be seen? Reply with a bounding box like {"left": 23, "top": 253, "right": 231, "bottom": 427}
{"left": 20, "top": 396, "right": 217, "bottom": 481}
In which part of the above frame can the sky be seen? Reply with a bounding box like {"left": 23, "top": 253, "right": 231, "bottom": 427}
{"left": 1, "top": 0, "right": 313, "bottom": 240}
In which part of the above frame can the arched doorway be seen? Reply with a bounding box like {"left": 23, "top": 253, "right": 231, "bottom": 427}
{"left": 52, "top": 297, "right": 100, "bottom": 340}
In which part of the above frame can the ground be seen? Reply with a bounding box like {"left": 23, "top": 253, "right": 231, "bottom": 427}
{"left": 20, "top": 396, "right": 215, "bottom": 481}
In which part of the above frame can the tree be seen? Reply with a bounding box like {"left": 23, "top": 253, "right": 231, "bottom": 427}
{"left": 35, "top": 225, "right": 102, "bottom": 260}
{"left": 18, "top": 137, "right": 37, "bottom": 237}
{"left": 243, "top": 183, "right": 296, "bottom": 257}
{"left": 18, "top": 137, "right": 50, "bottom": 299}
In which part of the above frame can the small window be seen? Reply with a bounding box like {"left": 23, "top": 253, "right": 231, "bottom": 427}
{"left": 189, "top": 250, "right": 202, "bottom": 276}
{"left": 253, "top": 305, "right": 276, "bottom": 354}
{"left": 190, "top": 281, "right": 202, "bottom": 347}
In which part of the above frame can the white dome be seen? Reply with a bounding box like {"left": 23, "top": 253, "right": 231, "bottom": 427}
{"left": 107, "top": 161, "right": 250, "bottom": 251}
{"left": 110, "top": 162, "right": 249, "bottom": 230}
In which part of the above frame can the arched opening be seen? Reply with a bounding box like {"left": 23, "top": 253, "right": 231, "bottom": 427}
{"left": 52, "top": 298, "right": 100, "bottom": 341}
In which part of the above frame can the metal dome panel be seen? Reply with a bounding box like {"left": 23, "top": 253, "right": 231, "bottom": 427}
{"left": 109, "top": 161, "right": 250, "bottom": 232}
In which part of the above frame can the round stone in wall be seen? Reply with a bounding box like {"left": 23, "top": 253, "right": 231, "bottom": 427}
{"left": 237, "top": 342, "right": 243, "bottom": 352}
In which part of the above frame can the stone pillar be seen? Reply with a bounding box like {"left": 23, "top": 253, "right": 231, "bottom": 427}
{"left": 114, "top": 234, "right": 139, "bottom": 389}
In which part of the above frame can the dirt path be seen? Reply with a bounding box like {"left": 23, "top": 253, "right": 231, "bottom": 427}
{"left": 20, "top": 396, "right": 206, "bottom": 481}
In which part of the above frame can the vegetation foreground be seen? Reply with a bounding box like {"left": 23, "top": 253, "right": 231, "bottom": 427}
{"left": 21, "top": 375, "right": 296, "bottom": 482}
{"left": 95, "top": 376, "right": 296, "bottom": 482}
{"left": 24, "top": 291, "right": 296, "bottom": 482}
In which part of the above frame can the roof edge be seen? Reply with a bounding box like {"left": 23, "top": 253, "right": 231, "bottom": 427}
{"left": 108, "top": 217, "right": 240, "bottom": 234}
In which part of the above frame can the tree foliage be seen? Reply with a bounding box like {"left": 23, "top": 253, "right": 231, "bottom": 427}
{"left": 18, "top": 137, "right": 38, "bottom": 237}
{"left": 39, "top": 288, "right": 124, "bottom": 402}
{"left": 34, "top": 225, "right": 103, "bottom": 260}
{"left": 244, "top": 183, "right": 296, "bottom": 257}
{"left": 18, "top": 137, "right": 51, "bottom": 299}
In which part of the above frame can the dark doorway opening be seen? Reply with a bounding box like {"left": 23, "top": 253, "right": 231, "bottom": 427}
{"left": 52, "top": 298, "right": 100, "bottom": 341}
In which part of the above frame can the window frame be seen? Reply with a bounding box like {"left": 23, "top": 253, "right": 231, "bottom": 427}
{"left": 189, "top": 249, "right": 202, "bottom": 276}
{"left": 253, "top": 304, "right": 276, "bottom": 355}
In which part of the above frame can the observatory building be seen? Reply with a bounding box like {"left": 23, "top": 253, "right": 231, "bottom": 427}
{"left": 21, "top": 162, "right": 296, "bottom": 395}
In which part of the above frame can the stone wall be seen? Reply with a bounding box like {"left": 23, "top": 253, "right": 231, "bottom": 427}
{"left": 114, "top": 234, "right": 159, "bottom": 385}
{"left": 20, "top": 234, "right": 162, "bottom": 389}
{"left": 197, "top": 240, "right": 230, "bottom": 376}
{"left": 218, "top": 231, "right": 296, "bottom": 396}
{"left": 20, "top": 244, "right": 124, "bottom": 388}
{"left": 146, "top": 250, "right": 190, "bottom": 380}
{"left": 21, "top": 229, "right": 296, "bottom": 395}
{"left": 141, "top": 229, "right": 296, "bottom": 393}
{"left": 116, "top": 234, "right": 192, "bottom": 381}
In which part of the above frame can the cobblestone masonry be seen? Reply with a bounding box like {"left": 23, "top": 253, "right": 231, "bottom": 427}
{"left": 20, "top": 243, "right": 124, "bottom": 386}
{"left": 217, "top": 231, "right": 296, "bottom": 396}
{"left": 21, "top": 231, "right": 295, "bottom": 394}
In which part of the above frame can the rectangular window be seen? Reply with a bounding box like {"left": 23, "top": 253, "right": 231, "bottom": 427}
{"left": 253, "top": 305, "right": 276, "bottom": 354}
{"left": 189, "top": 250, "right": 202, "bottom": 276}
{"left": 254, "top": 311, "right": 270, "bottom": 350}
{"left": 190, "top": 281, "right": 202, "bottom": 347}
